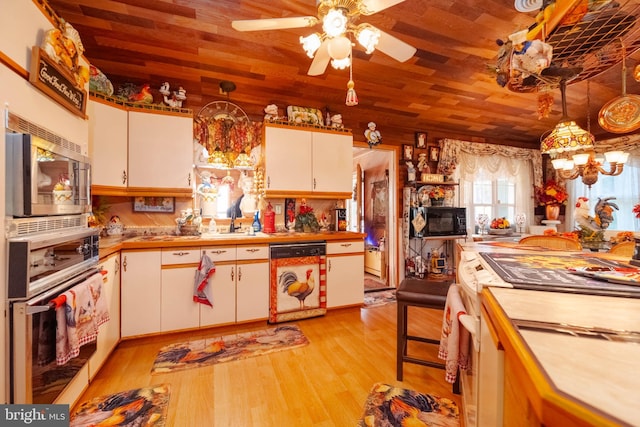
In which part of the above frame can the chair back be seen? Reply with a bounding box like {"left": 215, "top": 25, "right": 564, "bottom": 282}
{"left": 518, "top": 235, "right": 583, "bottom": 251}
{"left": 608, "top": 241, "right": 635, "bottom": 258}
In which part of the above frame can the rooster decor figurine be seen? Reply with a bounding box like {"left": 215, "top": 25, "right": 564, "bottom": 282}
{"left": 574, "top": 196, "right": 619, "bottom": 242}
{"left": 127, "top": 83, "right": 153, "bottom": 104}
{"left": 159, "top": 82, "right": 187, "bottom": 108}
{"left": 279, "top": 269, "right": 314, "bottom": 309}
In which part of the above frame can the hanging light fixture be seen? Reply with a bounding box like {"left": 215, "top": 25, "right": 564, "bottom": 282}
{"left": 298, "top": 3, "right": 382, "bottom": 72}
{"left": 543, "top": 80, "right": 629, "bottom": 188}
{"left": 208, "top": 147, "right": 231, "bottom": 169}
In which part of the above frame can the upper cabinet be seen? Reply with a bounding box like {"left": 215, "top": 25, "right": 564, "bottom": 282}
{"left": 88, "top": 96, "right": 193, "bottom": 196}
{"left": 263, "top": 124, "right": 353, "bottom": 199}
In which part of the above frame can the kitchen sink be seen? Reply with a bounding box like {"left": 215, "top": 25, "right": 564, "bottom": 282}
{"left": 201, "top": 232, "right": 270, "bottom": 239}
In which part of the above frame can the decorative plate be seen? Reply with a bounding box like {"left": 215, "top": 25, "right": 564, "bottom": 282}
{"left": 598, "top": 94, "right": 640, "bottom": 133}
{"left": 287, "top": 106, "right": 324, "bottom": 126}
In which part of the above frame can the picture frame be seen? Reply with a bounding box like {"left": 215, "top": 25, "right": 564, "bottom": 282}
{"left": 133, "top": 197, "right": 175, "bottom": 213}
{"left": 402, "top": 144, "right": 414, "bottom": 161}
{"left": 415, "top": 132, "right": 427, "bottom": 148}
{"left": 429, "top": 146, "right": 440, "bottom": 162}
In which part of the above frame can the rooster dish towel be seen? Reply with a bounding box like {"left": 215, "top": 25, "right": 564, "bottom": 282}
{"left": 194, "top": 253, "right": 215, "bottom": 307}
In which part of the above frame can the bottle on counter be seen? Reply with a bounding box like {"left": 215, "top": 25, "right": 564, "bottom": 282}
{"left": 263, "top": 202, "right": 276, "bottom": 233}
{"left": 252, "top": 210, "right": 261, "bottom": 233}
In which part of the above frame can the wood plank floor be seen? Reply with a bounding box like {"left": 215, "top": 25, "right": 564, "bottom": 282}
{"left": 79, "top": 302, "right": 462, "bottom": 426}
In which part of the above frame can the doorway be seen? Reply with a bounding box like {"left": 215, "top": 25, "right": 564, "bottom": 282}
{"left": 350, "top": 146, "right": 398, "bottom": 291}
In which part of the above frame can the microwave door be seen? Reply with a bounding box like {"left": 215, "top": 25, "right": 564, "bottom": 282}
{"left": 5, "top": 133, "right": 32, "bottom": 216}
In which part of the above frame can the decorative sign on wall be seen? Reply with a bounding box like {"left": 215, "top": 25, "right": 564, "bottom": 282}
{"left": 29, "top": 47, "right": 87, "bottom": 117}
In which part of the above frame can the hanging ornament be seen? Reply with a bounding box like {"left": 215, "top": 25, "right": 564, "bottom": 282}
{"left": 345, "top": 59, "right": 358, "bottom": 106}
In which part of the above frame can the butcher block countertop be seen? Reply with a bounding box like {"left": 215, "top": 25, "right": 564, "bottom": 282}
{"left": 99, "top": 231, "right": 366, "bottom": 258}
{"left": 484, "top": 287, "right": 640, "bottom": 426}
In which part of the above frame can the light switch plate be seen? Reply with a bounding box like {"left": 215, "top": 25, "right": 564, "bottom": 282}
{"left": 275, "top": 204, "right": 283, "bottom": 214}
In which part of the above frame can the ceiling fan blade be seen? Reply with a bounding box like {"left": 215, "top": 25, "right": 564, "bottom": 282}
{"left": 231, "top": 16, "right": 318, "bottom": 31}
{"left": 375, "top": 28, "right": 416, "bottom": 62}
{"left": 360, "top": 0, "right": 406, "bottom": 15}
{"left": 307, "top": 40, "right": 330, "bottom": 76}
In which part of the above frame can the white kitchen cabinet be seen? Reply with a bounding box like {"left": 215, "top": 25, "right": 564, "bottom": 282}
{"left": 200, "top": 246, "right": 237, "bottom": 327}
{"left": 128, "top": 111, "right": 193, "bottom": 190}
{"left": 326, "top": 240, "right": 365, "bottom": 308}
{"left": 160, "top": 248, "right": 201, "bottom": 332}
{"left": 89, "top": 252, "right": 121, "bottom": 379}
{"left": 235, "top": 245, "right": 269, "bottom": 322}
{"left": 120, "top": 250, "right": 162, "bottom": 337}
{"left": 263, "top": 124, "right": 352, "bottom": 197}
{"left": 88, "top": 99, "right": 128, "bottom": 188}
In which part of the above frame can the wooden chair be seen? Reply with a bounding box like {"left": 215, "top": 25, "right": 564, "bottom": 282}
{"left": 608, "top": 241, "right": 636, "bottom": 258}
{"left": 518, "top": 235, "right": 583, "bottom": 251}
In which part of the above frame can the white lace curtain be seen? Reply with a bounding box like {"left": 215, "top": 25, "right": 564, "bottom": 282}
{"left": 438, "top": 138, "right": 543, "bottom": 219}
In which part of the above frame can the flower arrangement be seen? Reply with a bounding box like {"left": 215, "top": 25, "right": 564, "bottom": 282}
{"left": 543, "top": 229, "right": 580, "bottom": 240}
{"left": 535, "top": 179, "right": 568, "bottom": 206}
{"left": 294, "top": 199, "right": 319, "bottom": 232}
{"left": 428, "top": 186, "right": 445, "bottom": 200}
{"left": 611, "top": 231, "right": 634, "bottom": 244}
{"left": 633, "top": 203, "right": 640, "bottom": 219}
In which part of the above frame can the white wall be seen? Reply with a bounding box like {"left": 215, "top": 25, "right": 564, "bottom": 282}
{"left": 1, "top": 0, "right": 91, "bottom": 403}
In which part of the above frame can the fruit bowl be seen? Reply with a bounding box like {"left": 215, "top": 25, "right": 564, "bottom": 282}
{"left": 488, "top": 228, "right": 512, "bottom": 235}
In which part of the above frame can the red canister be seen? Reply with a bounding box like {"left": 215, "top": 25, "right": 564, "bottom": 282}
{"left": 263, "top": 202, "right": 276, "bottom": 233}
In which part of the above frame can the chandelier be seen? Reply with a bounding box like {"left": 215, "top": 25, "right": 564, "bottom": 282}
{"left": 299, "top": 4, "right": 380, "bottom": 70}
{"left": 541, "top": 80, "right": 629, "bottom": 188}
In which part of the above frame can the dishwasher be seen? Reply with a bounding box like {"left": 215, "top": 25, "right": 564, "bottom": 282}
{"left": 269, "top": 242, "right": 326, "bottom": 323}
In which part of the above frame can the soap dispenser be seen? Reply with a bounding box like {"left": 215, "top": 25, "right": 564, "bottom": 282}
{"left": 252, "top": 210, "right": 261, "bottom": 233}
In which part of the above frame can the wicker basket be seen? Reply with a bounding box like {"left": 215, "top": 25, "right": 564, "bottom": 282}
{"left": 179, "top": 224, "right": 200, "bottom": 236}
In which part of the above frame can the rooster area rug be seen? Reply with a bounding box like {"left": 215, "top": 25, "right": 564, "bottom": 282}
{"left": 151, "top": 324, "right": 309, "bottom": 374}
{"left": 70, "top": 384, "right": 170, "bottom": 427}
{"left": 358, "top": 383, "right": 459, "bottom": 427}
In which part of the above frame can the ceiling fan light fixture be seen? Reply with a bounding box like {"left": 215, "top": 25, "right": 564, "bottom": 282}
{"left": 300, "top": 33, "right": 322, "bottom": 57}
{"left": 327, "top": 35, "right": 352, "bottom": 60}
{"left": 356, "top": 24, "right": 380, "bottom": 54}
{"left": 331, "top": 57, "right": 351, "bottom": 69}
{"left": 323, "top": 8, "right": 348, "bottom": 37}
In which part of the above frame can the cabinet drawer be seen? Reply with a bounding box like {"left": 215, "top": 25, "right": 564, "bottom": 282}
{"left": 236, "top": 245, "right": 269, "bottom": 261}
{"left": 161, "top": 248, "right": 200, "bottom": 265}
{"left": 201, "top": 246, "right": 236, "bottom": 262}
{"left": 327, "top": 240, "right": 364, "bottom": 255}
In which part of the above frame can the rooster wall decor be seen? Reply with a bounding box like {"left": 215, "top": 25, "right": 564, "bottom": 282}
{"left": 279, "top": 269, "right": 315, "bottom": 309}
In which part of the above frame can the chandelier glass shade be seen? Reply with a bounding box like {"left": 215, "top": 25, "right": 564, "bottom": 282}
{"left": 299, "top": 6, "right": 381, "bottom": 70}
{"left": 551, "top": 151, "right": 629, "bottom": 187}
{"left": 540, "top": 119, "right": 595, "bottom": 155}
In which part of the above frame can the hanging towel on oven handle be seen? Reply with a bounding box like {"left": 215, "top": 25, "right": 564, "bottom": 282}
{"left": 194, "top": 252, "right": 216, "bottom": 307}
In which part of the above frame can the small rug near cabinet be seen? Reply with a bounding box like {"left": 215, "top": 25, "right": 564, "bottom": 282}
{"left": 357, "top": 383, "right": 459, "bottom": 427}
{"left": 362, "top": 290, "right": 396, "bottom": 308}
{"left": 151, "top": 324, "right": 309, "bottom": 374}
{"left": 70, "top": 384, "right": 170, "bottom": 427}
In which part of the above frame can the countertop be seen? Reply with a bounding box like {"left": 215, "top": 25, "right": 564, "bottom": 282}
{"left": 99, "top": 231, "right": 366, "bottom": 259}
{"left": 486, "top": 287, "right": 640, "bottom": 426}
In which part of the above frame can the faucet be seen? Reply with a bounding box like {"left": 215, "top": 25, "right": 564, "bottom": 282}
{"left": 229, "top": 211, "right": 241, "bottom": 233}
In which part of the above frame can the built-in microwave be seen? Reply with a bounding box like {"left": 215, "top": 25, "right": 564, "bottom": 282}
{"left": 5, "top": 112, "right": 91, "bottom": 217}
{"left": 409, "top": 206, "right": 467, "bottom": 238}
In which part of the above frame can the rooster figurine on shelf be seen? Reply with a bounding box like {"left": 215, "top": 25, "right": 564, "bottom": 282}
{"left": 127, "top": 83, "right": 153, "bottom": 104}
{"left": 159, "top": 82, "right": 187, "bottom": 108}
{"left": 279, "top": 269, "right": 315, "bottom": 309}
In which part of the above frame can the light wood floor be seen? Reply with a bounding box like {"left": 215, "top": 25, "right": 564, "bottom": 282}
{"left": 79, "top": 302, "right": 462, "bottom": 426}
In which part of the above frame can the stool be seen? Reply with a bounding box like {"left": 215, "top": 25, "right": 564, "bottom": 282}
{"left": 396, "top": 278, "right": 451, "bottom": 381}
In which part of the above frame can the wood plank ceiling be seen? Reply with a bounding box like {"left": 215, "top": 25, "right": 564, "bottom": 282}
{"left": 46, "top": 0, "right": 640, "bottom": 149}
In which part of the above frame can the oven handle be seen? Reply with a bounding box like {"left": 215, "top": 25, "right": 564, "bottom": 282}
{"left": 24, "top": 267, "right": 100, "bottom": 311}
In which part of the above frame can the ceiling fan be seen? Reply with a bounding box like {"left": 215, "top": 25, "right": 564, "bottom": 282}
{"left": 231, "top": 0, "right": 417, "bottom": 76}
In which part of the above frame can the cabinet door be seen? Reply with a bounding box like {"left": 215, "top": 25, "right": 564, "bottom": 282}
{"left": 161, "top": 266, "right": 201, "bottom": 332}
{"left": 199, "top": 263, "right": 237, "bottom": 327}
{"left": 88, "top": 100, "right": 128, "bottom": 187}
{"left": 312, "top": 131, "right": 353, "bottom": 193}
{"left": 121, "top": 251, "right": 161, "bottom": 337}
{"left": 326, "top": 254, "right": 364, "bottom": 308}
{"left": 89, "top": 253, "right": 121, "bottom": 379}
{"left": 128, "top": 111, "right": 193, "bottom": 189}
{"left": 264, "top": 126, "right": 312, "bottom": 192}
{"left": 236, "top": 260, "right": 269, "bottom": 322}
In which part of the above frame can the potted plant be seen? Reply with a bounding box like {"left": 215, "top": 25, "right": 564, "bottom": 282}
{"left": 294, "top": 199, "right": 319, "bottom": 232}
{"left": 428, "top": 186, "right": 445, "bottom": 206}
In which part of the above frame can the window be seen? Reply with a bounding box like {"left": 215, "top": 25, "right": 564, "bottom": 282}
{"left": 567, "top": 155, "right": 640, "bottom": 231}
{"left": 467, "top": 178, "right": 516, "bottom": 231}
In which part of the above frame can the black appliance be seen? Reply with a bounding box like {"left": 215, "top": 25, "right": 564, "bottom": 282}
{"left": 409, "top": 206, "right": 467, "bottom": 238}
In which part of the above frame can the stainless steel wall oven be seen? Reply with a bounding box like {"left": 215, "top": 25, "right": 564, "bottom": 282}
{"left": 6, "top": 227, "right": 100, "bottom": 403}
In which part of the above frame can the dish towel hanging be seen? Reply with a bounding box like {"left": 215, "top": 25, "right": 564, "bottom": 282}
{"left": 194, "top": 252, "right": 216, "bottom": 307}
{"left": 437, "top": 283, "right": 470, "bottom": 383}
{"left": 55, "top": 272, "right": 110, "bottom": 365}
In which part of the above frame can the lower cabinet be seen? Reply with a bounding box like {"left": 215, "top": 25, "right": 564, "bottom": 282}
{"left": 89, "top": 252, "right": 121, "bottom": 379}
{"left": 235, "top": 245, "right": 269, "bottom": 322}
{"left": 121, "top": 250, "right": 162, "bottom": 338}
{"left": 326, "top": 240, "right": 365, "bottom": 308}
{"left": 160, "top": 247, "right": 201, "bottom": 332}
{"left": 200, "top": 246, "right": 237, "bottom": 327}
